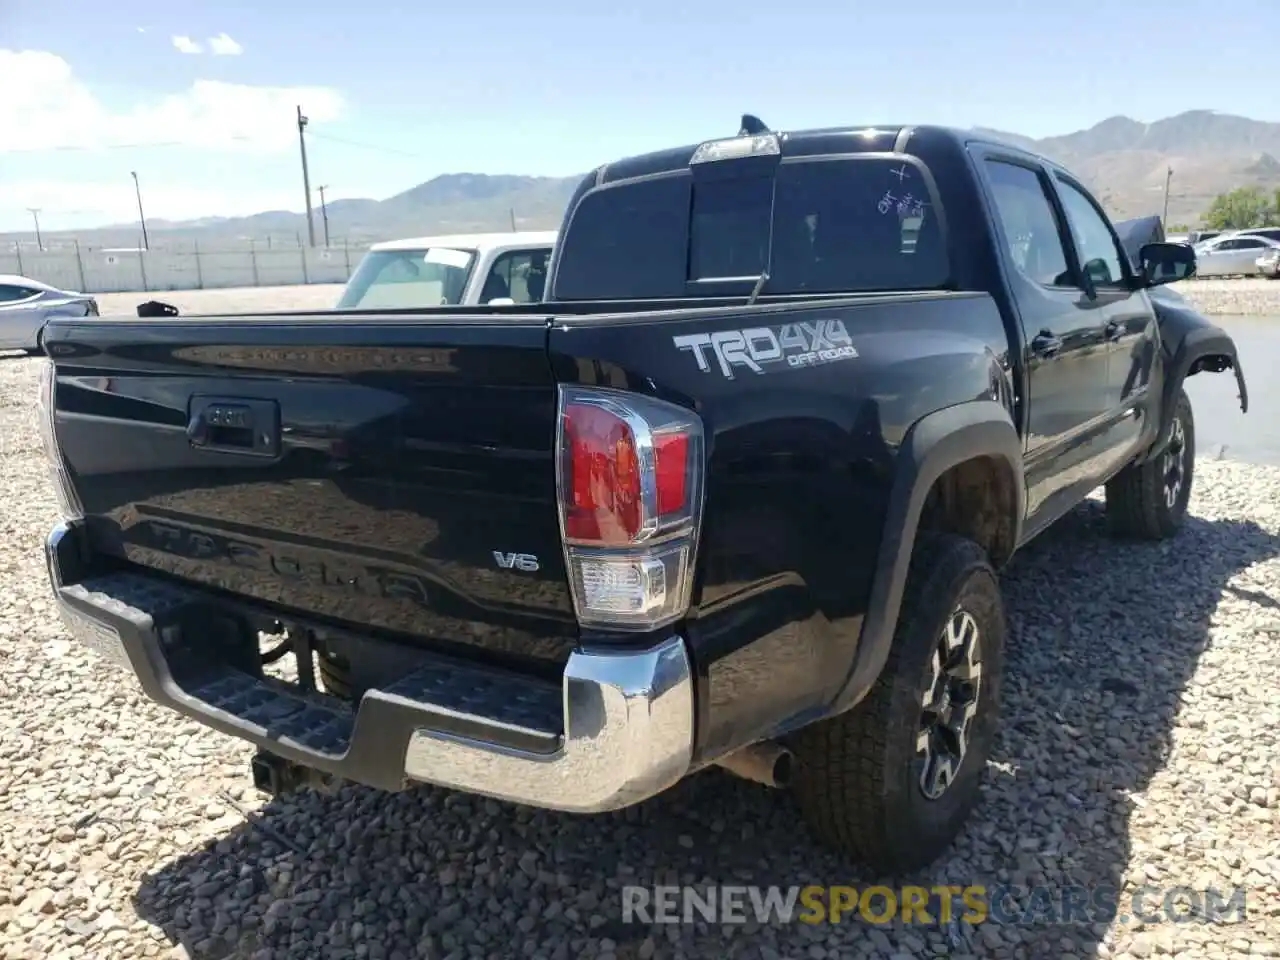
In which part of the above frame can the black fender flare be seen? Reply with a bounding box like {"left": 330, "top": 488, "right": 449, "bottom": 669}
{"left": 829, "top": 399, "right": 1025, "bottom": 715}
{"left": 1144, "top": 325, "right": 1248, "bottom": 463}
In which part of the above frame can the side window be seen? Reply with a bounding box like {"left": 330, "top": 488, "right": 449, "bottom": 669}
{"left": 481, "top": 248, "right": 551, "bottom": 303}
{"left": 982, "top": 160, "right": 1071, "bottom": 287}
{"left": 1054, "top": 178, "right": 1127, "bottom": 289}
{"left": 1213, "top": 239, "right": 1241, "bottom": 251}
{"left": 0, "top": 284, "right": 38, "bottom": 303}
{"left": 1236, "top": 238, "right": 1267, "bottom": 249}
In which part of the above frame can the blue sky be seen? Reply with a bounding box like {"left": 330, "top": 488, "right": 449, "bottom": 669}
{"left": 2, "top": 0, "right": 1277, "bottom": 232}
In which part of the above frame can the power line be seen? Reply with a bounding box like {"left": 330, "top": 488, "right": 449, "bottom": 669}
{"left": 306, "top": 130, "right": 426, "bottom": 159}
{"left": 21, "top": 127, "right": 425, "bottom": 161}
{"left": 15, "top": 135, "right": 257, "bottom": 153}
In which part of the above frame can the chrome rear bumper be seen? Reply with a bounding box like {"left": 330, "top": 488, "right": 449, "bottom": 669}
{"left": 46, "top": 521, "right": 695, "bottom": 812}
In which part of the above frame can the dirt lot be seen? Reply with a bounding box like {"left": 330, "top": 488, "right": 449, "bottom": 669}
{"left": 95, "top": 285, "right": 347, "bottom": 317}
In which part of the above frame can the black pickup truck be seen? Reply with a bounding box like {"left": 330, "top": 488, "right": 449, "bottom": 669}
{"left": 39, "top": 116, "right": 1248, "bottom": 873}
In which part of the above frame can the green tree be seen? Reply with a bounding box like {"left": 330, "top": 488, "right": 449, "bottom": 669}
{"left": 1203, "top": 187, "right": 1276, "bottom": 229}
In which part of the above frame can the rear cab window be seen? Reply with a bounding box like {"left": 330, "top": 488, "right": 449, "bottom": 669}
{"left": 552, "top": 152, "right": 949, "bottom": 300}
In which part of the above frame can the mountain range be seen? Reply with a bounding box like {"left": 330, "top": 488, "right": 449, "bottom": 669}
{"left": 15, "top": 109, "right": 1280, "bottom": 248}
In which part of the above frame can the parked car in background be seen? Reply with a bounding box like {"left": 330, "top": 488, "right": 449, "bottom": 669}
{"left": 1233, "top": 227, "right": 1280, "bottom": 244}
{"left": 336, "top": 231, "right": 556, "bottom": 309}
{"left": 0, "top": 275, "right": 98, "bottom": 354}
{"left": 1192, "top": 233, "right": 1280, "bottom": 277}
{"left": 1186, "top": 229, "right": 1222, "bottom": 245}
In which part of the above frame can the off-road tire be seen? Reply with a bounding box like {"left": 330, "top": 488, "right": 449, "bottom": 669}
{"left": 790, "top": 533, "right": 1006, "bottom": 874}
{"left": 1105, "top": 387, "right": 1195, "bottom": 540}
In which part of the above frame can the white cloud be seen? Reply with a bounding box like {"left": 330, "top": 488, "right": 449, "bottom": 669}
{"left": 208, "top": 33, "right": 243, "bottom": 56}
{"left": 0, "top": 50, "right": 344, "bottom": 154}
{"left": 171, "top": 35, "right": 202, "bottom": 54}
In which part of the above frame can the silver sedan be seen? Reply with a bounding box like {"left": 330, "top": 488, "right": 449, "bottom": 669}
{"left": 0, "top": 275, "right": 98, "bottom": 353}
{"left": 1192, "top": 234, "right": 1280, "bottom": 278}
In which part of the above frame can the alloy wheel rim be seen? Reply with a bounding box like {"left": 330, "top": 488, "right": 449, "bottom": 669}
{"left": 917, "top": 608, "right": 983, "bottom": 801}
{"left": 1163, "top": 416, "right": 1187, "bottom": 510}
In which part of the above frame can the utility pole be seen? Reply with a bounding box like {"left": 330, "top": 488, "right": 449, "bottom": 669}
{"left": 317, "top": 185, "right": 331, "bottom": 246}
{"left": 509, "top": 207, "right": 516, "bottom": 231}
{"left": 1162, "top": 166, "right": 1173, "bottom": 227}
{"left": 130, "top": 171, "right": 150, "bottom": 250}
{"left": 296, "top": 105, "right": 316, "bottom": 248}
{"left": 27, "top": 208, "right": 43, "bottom": 251}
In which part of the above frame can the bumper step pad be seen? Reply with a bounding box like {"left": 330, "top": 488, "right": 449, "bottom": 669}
{"left": 56, "top": 571, "right": 562, "bottom": 791}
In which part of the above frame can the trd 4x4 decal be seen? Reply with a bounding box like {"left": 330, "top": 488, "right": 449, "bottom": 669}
{"left": 672, "top": 319, "right": 858, "bottom": 379}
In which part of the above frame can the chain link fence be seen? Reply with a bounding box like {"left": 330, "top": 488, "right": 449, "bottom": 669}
{"left": 2, "top": 238, "right": 368, "bottom": 293}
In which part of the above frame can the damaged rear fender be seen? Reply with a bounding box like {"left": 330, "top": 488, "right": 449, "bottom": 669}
{"left": 1147, "top": 309, "right": 1248, "bottom": 462}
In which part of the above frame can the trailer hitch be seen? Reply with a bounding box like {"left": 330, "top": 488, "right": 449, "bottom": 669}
{"left": 250, "top": 750, "right": 343, "bottom": 797}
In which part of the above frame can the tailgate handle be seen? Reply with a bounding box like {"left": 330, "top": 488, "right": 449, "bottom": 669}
{"left": 187, "top": 397, "right": 280, "bottom": 457}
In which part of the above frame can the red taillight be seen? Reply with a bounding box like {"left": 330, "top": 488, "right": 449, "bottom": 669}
{"left": 556, "top": 386, "right": 704, "bottom": 631}
{"left": 563, "top": 402, "right": 642, "bottom": 544}
{"left": 654, "top": 433, "right": 689, "bottom": 515}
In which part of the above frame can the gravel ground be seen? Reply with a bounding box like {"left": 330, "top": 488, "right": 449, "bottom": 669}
{"left": 1169, "top": 278, "right": 1280, "bottom": 317}
{"left": 2, "top": 349, "right": 1279, "bottom": 959}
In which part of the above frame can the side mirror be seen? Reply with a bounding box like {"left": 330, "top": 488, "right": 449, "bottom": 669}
{"left": 1083, "top": 258, "right": 1114, "bottom": 286}
{"left": 487, "top": 297, "right": 515, "bottom": 306}
{"left": 1138, "top": 242, "right": 1196, "bottom": 287}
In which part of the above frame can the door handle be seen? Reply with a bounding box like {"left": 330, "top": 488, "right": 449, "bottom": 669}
{"left": 1031, "top": 332, "right": 1063, "bottom": 357}
{"left": 1105, "top": 319, "right": 1124, "bottom": 341}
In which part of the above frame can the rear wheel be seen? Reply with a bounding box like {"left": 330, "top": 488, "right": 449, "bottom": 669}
{"left": 1105, "top": 387, "right": 1195, "bottom": 540}
{"left": 790, "top": 533, "right": 1005, "bottom": 874}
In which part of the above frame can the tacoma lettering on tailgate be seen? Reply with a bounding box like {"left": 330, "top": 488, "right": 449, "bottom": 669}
{"left": 136, "top": 519, "right": 434, "bottom": 609}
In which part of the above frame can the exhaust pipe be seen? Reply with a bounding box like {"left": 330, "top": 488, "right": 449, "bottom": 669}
{"left": 715, "top": 741, "right": 795, "bottom": 788}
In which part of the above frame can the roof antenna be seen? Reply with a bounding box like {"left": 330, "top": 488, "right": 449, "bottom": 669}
{"left": 739, "top": 114, "right": 769, "bottom": 136}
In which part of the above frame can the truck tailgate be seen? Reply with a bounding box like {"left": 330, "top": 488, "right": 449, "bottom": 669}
{"left": 44, "top": 314, "right": 577, "bottom": 672}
